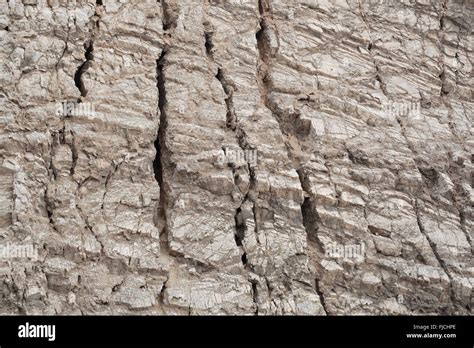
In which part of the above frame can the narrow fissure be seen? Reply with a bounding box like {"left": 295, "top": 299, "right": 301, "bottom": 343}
{"left": 256, "top": 0, "right": 305, "bottom": 142}
{"left": 439, "top": 0, "right": 448, "bottom": 30}
{"left": 357, "top": 2, "right": 390, "bottom": 101}
{"left": 69, "top": 130, "right": 78, "bottom": 176}
{"left": 438, "top": 0, "right": 449, "bottom": 96}
{"left": 216, "top": 68, "right": 237, "bottom": 130}
{"left": 234, "top": 207, "right": 245, "bottom": 247}
{"left": 204, "top": 30, "right": 214, "bottom": 59}
{"left": 415, "top": 199, "right": 457, "bottom": 307}
{"left": 395, "top": 116, "right": 417, "bottom": 155}
{"left": 375, "top": 66, "right": 388, "bottom": 97}
{"left": 252, "top": 203, "right": 260, "bottom": 245}
{"left": 298, "top": 170, "right": 328, "bottom": 314}
{"left": 74, "top": 41, "right": 94, "bottom": 99}
{"left": 251, "top": 280, "right": 259, "bottom": 315}
{"left": 257, "top": 0, "right": 328, "bottom": 314}
{"left": 154, "top": 51, "right": 167, "bottom": 186}
{"left": 204, "top": 13, "right": 261, "bottom": 284}
{"left": 215, "top": 64, "right": 256, "bottom": 264}
{"left": 314, "top": 277, "right": 328, "bottom": 315}
{"left": 154, "top": 49, "right": 169, "bottom": 252}
{"left": 158, "top": 277, "right": 169, "bottom": 306}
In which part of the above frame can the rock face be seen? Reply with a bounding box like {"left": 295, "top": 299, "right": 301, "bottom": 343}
{"left": 0, "top": 0, "right": 472, "bottom": 315}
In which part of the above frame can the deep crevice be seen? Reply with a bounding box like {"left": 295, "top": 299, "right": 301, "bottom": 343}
{"left": 216, "top": 68, "right": 237, "bottom": 130}
{"left": 74, "top": 41, "right": 94, "bottom": 98}
{"left": 234, "top": 207, "right": 245, "bottom": 247}
{"left": 204, "top": 30, "right": 214, "bottom": 58}
{"left": 301, "top": 196, "right": 322, "bottom": 249}
{"left": 241, "top": 252, "right": 247, "bottom": 265}
{"left": 251, "top": 280, "right": 259, "bottom": 315}
{"left": 154, "top": 49, "right": 169, "bottom": 252}
{"left": 154, "top": 51, "right": 167, "bottom": 186}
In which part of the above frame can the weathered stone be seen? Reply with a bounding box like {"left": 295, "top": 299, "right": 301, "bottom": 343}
{"left": 0, "top": 0, "right": 472, "bottom": 315}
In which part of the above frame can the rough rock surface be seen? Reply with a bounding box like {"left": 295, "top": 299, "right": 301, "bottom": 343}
{"left": 0, "top": 0, "right": 472, "bottom": 315}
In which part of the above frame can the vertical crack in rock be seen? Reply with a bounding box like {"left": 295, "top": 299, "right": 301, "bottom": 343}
{"left": 439, "top": 1, "right": 447, "bottom": 30}
{"left": 314, "top": 276, "right": 328, "bottom": 315}
{"left": 234, "top": 207, "right": 245, "bottom": 247}
{"left": 205, "top": 15, "right": 260, "bottom": 312}
{"left": 415, "top": 199, "right": 457, "bottom": 307}
{"left": 74, "top": 41, "right": 94, "bottom": 98}
{"left": 204, "top": 26, "right": 214, "bottom": 60}
{"left": 251, "top": 203, "right": 260, "bottom": 245}
{"left": 215, "top": 62, "right": 257, "bottom": 265}
{"left": 216, "top": 67, "right": 258, "bottom": 211}
{"left": 439, "top": 69, "right": 448, "bottom": 96}
{"left": 374, "top": 65, "right": 388, "bottom": 97}
{"left": 154, "top": 49, "right": 170, "bottom": 254}
{"left": 250, "top": 280, "right": 259, "bottom": 315}
{"left": 217, "top": 85, "right": 259, "bottom": 310}
{"left": 256, "top": 0, "right": 307, "bottom": 150}
{"left": 357, "top": 1, "right": 388, "bottom": 98}
{"left": 256, "top": 0, "right": 270, "bottom": 106}
{"left": 256, "top": 0, "right": 327, "bottom": 314}
{"left": 158, "top": 276, "right": 169, "bottom": 306}
{"left": 153, "top": 3, "right": 179, "bottom": 257}
{"left": 216, "top": 68, "right": 236, "bottom": 130}
{"left": 51, "top": 1, "right": 104, "bottom": 263}
{"left": 73, "top": 1, "right": 102, "bottom": 99}
{"left": 298, "top": 169, "right": 328, "bottom": 315}
{"left": 298, "top": 171, "right": 324, "bottom": 253}
{"left": 44, "top": 187, "right": 59, "bottom": 235}
{"left": 438, "top": 0, "right": 449, "bottom": 96}
{"left": 69, "top": 130, "right": 78, "bottom": 176}
{"left": 154, "top": 0, "right": 176, "bottom": 240}
{"left": 395, "top": 115, "right": 416, "bottom": 155}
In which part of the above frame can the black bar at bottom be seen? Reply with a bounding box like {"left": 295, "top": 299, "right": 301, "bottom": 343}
{"left": 0, "top": 315, "right": 472, "bottom": 346}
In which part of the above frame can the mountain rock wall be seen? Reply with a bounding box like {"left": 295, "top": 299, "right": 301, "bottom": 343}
{"left": 0, "top": 0, "right": 472, "bottom": 314}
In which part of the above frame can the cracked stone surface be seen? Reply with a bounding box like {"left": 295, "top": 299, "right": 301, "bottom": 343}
{"left": 0, "top": 0, "right": 472, "bottom": 315}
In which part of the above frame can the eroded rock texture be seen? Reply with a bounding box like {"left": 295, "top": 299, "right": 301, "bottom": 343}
{"left": 0, "top": 0, "right": 472, "bottom": 314}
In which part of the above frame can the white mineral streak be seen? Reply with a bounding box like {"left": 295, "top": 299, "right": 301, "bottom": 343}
{"left": 0, "top": 0, "right": 472, "bottom": 314}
